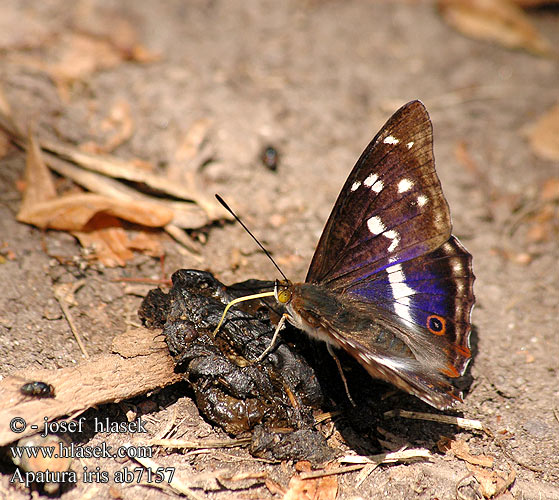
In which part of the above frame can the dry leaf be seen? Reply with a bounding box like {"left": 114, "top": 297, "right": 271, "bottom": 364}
{"left": 38, "top": 150, "right": 209, "bottom": 230}
{"left": 1, "top": 109, "right": 224, "bottom": 228}
{"left": 17, "top": 193, "right": 173, "bottom": 231}
{"left": 437, "top": 0, "right": 553, "bottom": 55}
{"left": 466, "top": 463, "right": 516, "bottom": 498}
{"left": 40, "top": 139, "right": 227, "bottom": 221}
{"left": 19, "top": 132, "right": 57, "bottom": 217}
{"left": 526, "top": 103, "right": 559, "bottom": 161}
{"left": 73, "top": 221, "right": 134, "bottom": 268}
{"left": 438, "top": 436, "right": 494, "bottom": 467}
{"left": 283, "top": 473, "right": 338, "bottom": 500}
{"left": 74, "top": 213, "right": 163, "bottom": 267}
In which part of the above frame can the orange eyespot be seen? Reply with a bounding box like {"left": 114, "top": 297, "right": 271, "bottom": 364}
{"left": 426, "top": 314, "right": 446, "bottom": 335}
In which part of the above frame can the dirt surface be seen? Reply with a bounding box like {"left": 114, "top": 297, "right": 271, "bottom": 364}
{"left": 0, "top": 1, "right": 558, "bottom": 499}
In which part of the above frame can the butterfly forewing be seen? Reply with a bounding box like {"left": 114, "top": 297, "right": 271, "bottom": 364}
{"left": 307, "top": 100, "right": 451, "bottom": 286}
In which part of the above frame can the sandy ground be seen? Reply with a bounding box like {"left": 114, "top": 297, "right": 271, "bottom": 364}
{"left": 0, "top": 1, "right": 558, "bottom": 499}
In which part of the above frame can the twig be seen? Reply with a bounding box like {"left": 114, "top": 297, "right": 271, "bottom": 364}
{"left": 355, "top": 464, "right": 377, "bottom": 487}
{"left": 340, "top": 448, "right": 433, "bottom": 466}
{"left": 300, "top": 448, "right": 433, "bottom": 479}
{"left": 53, "top": 281, "right": 89, "bottom": 359}
{"left": 384, "top": 409, "right": 485, "bottom": 432}
{"left": 300, "top": 464, "right": 365, "bottom": 479}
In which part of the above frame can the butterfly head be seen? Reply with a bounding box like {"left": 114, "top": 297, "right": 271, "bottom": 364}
{"left": 274, "top": 280, "right": 293, "bottom": 305}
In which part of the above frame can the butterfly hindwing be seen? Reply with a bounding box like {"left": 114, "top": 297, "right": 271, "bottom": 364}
{"left": 343, "top": 236, "right": 474, "bottom": 378}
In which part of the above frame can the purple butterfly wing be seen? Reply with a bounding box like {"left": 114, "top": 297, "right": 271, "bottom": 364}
{"left": 304, "top": 101, "right": 474, "bottom": 407}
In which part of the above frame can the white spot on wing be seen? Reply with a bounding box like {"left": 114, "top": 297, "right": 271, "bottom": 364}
{"left": 406, "top": 141, "right": 414, "bottom": 149}
{"left": 364, "top": 173, "right": 378, "bottom": 187}
{"left": 417, "top": 195, "right": 428, "bottom": 207}
{"left": 363, "top": 173, "right": 383, "bottom": 193}
{"left": 398, "top": 178, "right": 413, "bottom": 193}
{"left": 383, "top": 135, "right": 399, "bottom": 145}
{"left": 351, "top": 181, "right": 361, "bottom": 191}
{"left": 384, "top": 230, "right": 400, "bottom": 252}
{"left": 386, "top": 263, "right": 414, "bottom": 323}
{"left": 452, "top": 261, "right": 463, "bottom": 273}
{"left": 367, "top": 216, "right": 385, "bottom": 235}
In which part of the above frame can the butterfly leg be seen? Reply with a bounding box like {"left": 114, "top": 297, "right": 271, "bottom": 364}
{"left": 253, "top": 313, "right": 289, "bottom": 363}
{"left": 326, "top": 344, "right": 356, "bottom": 407}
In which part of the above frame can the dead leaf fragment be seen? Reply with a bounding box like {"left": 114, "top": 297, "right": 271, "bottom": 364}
{"left": 526, "top": 103, "right": 559, "bottom": 161}
{"left": 438, "top": 436, "right": 494, "bottom": 467}
{"left": 17, "top": 193, "right": 174, "bottom": 231}
{"left": 19, "top": 132, "right": 57, "bottom": 217}
{"left": 72, "top": 213, "right": 162, "bottom": 267}
{"left": 39, "top": 139, "right": 227, "bottom": 221}
{"left": 283, "top": 473, "right": 338, "bottom": 500}
{"left": 437, "top": 0, "right": 553, "bottom": 55}
{"left": 73, "top": 225, "right": 134, "bottom": 268}
{"left": 466, "top": 463, "right": 516, "bottom": 498}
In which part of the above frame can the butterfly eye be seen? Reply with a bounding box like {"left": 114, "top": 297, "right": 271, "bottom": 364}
{"left": 426, "top": 315, "right": 447, "bottom": 335}
{"left": 274, "top": 280, "right": 293, "bottom": 304}
{"left": 277, "top": 288, "right": 292, "bottom": 304}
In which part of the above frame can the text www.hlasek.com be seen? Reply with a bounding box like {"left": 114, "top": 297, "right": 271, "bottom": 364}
{"left": 11, "top": 441, "right": 152, "bottom": 460}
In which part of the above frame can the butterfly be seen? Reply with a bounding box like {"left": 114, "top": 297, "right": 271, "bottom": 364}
{"left": 268, "top": 100, "right": 475, "bottom": 410}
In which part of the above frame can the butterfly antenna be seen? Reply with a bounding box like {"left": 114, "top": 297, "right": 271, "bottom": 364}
{"left": 215, "top": 194, "right": 288, "bottom": 282}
